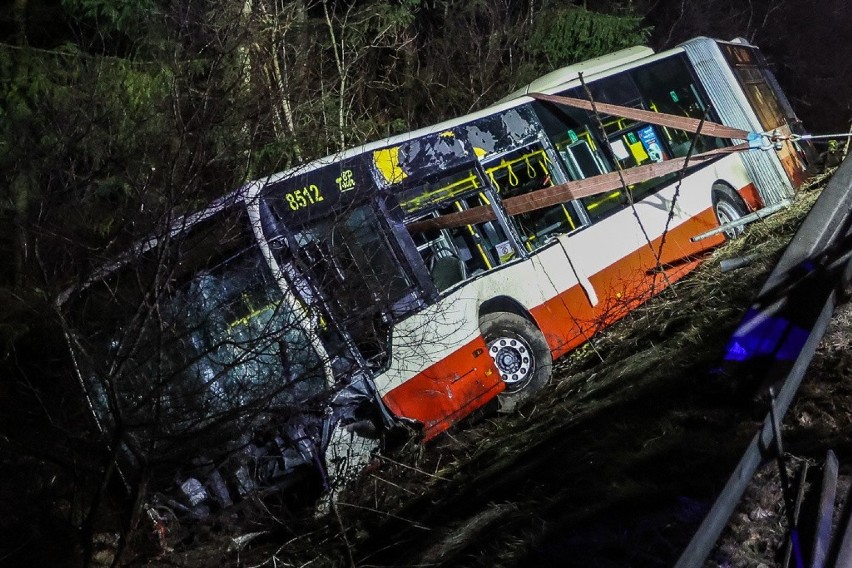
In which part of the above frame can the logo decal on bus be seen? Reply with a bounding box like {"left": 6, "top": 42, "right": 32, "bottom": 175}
{"left": 336, "top": 169, "right": 356, "bottom": 192}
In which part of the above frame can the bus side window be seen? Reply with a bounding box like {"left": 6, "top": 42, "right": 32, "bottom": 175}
{"left": 606, "top": 124, "right": 674, "bottom": 203}
{"left": 631, "top": 55, "right": 725, "bottom": 156}
{"left": 531, "top": 99, "right": 622, "bottom": 223}
{"left": 557, "top": 137, "right": 626, "bottom": 221}
{"left": 485, "top": 146, "right": 583, "bottom": 249}
{"left": 401, "top": 168, "right": 513, "bottom": 291}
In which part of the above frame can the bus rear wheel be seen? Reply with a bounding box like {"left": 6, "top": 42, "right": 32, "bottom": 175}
{"left": 480, "top": 312, "right": 552, "bottom": 413}
{"left": 713, "top": 185, "right": 750, "bottom": 239}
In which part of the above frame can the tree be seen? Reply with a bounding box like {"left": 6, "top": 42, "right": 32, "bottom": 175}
{"left": 0, "top": 2, "right": 296, "bottom": 563}
{"left": 526, "top": 3, "right": 650, "bottom": 68}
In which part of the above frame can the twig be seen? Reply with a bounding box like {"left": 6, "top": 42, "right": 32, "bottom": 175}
{"left": 333, "top": 501, "right": 432, "bottom": 531}
{"left": 375, "top": 454, "right": 450, "bottom": 481}
{"left": 369, "top": 473, "right": 416, "bottom": 495}
{"left": 331, "top": 496, "right": 357, "bottom": 568}
{"left": 244, "top": 525, "right": 337, "bottom": 568}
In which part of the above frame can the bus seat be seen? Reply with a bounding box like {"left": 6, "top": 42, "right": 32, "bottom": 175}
{"left": 431, "top": 254, "right": 467, "bottom": 291}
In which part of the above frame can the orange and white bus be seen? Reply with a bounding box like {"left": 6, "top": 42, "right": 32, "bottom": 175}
{"left": 252, "top": 36, "right": 811, "bottom": 440}
{"left": 65, "top": 37, "right": 812, "bottom": 508}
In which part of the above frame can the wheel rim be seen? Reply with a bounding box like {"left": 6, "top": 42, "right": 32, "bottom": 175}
{"left": 487, "top": 334, "right": 535, "bottom": 391}
{"left": 715, "top": 200, "right": 744, "bottom": 238}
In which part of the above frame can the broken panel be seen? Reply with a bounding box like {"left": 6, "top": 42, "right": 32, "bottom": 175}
{"left": 65, "top": 207, "right": 342, "bottom": 519}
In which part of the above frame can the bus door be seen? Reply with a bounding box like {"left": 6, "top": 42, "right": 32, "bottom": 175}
{"left": 559, "top": 118, "right": 692, "bottom": 329}
{"left": 720, "top": 43, "right": 812, "bottom": 186}
{"left": 271, "top": 202, "right": 423, "bottom": 371}
{"left": 476, "top": 141, "right": 603, "bottom": 354}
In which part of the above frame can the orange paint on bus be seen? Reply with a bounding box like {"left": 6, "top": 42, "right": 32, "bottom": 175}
{"left": 382, "top": 335, "right": 505, "bottom": 441}
{"left": 737, "top": 182, "right": 763, "bottom": 211}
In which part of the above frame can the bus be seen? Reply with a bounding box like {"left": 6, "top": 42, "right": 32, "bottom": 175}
{"left": 63, "top": 37, "right": 812, "bottom": 512}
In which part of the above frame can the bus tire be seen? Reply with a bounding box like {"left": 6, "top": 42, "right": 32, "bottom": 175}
{"left": 713, "top": 186, "right": 750, "bottom": 239}
{"left": 480, "top": 312, "right": 552, "bottom": 414}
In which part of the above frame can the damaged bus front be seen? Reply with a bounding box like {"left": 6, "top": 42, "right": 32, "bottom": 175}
{"left": 60, "top": 195, "right": 388, "bottom": 519}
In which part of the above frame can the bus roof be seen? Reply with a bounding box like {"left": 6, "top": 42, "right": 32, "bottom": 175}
{"left": 59, "top": 37, "right": 718, "bottom": 306}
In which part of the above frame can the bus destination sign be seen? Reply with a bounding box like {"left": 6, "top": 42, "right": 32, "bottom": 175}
{"left": 263, "top": 156, "right": 373, "bottom": 226}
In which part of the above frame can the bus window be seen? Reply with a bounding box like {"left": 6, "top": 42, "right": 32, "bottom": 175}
{"left": 408, "top": 201, "right": 492, "bottom": 287}
{"left": 68, "top": 210, "right": 329, "bottom": 451}
{"left": 409, "top": 223, "right": 466, "bottom": 292}
{"left": 484, "top": 145, "right": 583, "bottom": 249}
{"left": 534, "top": 101, "right": 612, "bottom": 177}
{"left": 532, "top": 58, "right": 730, "bottom": 221}
{"left": 532, "top": 99, "right": 623, "bottom": 222}
{"left": 632, "top": 55, "right": 725, "bottom": 156}
{"left": 609, "top": 124, "right": 668, "bottom": 168}
{"left": 558, "top": 138, "right": 627, "bottom": 220}
{"left": 604, "top": 124, "right": 675, "bottom": 203}
{"left": 587, "top": 72, "right": 643, "bottom": 109}
{"left": 720, "top": 44, "right": 786, "bottom": 131}
{"left": 560, "top": 139, "right": 606, "bottom": 180}
{"left": 400, "top": 167, "right": 516, "bottom": 288}
{"left": 452, "top": 192, "right": 511, "bottom": 270}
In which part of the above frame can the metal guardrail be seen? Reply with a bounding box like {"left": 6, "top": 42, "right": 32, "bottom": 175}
{"left": 675, "top": 153, "right": 852, "bottom": 567}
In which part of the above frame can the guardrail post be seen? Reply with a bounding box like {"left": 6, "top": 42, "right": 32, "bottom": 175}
{"left": 770, "top": 387, "right": 806, "bottom": 568}
{"left": 830, "top": 466, "right": 852, "bottom": 567}
{"left": 784, "top": 462, "right": 810, "bottom": 568}
{"left": 811, "top": 450, "right": 839, "bottom": 568}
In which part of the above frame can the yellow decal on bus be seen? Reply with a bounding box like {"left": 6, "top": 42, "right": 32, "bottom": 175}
{"left": 373, "top": 147, "right": 408, "bottom": 185}
{"left": 283, "top": 184, "right": 325, "bottom": 211}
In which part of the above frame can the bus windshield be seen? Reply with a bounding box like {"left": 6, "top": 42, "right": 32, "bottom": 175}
{"left": 266, "top": 194, "right": 420, "bottom": 368}
{"left": 69, "top": 209, "right": 328, "bottom": 450}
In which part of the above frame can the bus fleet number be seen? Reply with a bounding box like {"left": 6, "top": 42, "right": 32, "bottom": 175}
{"left": 284, "top": 185, "right": 324, "bottom": 211}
